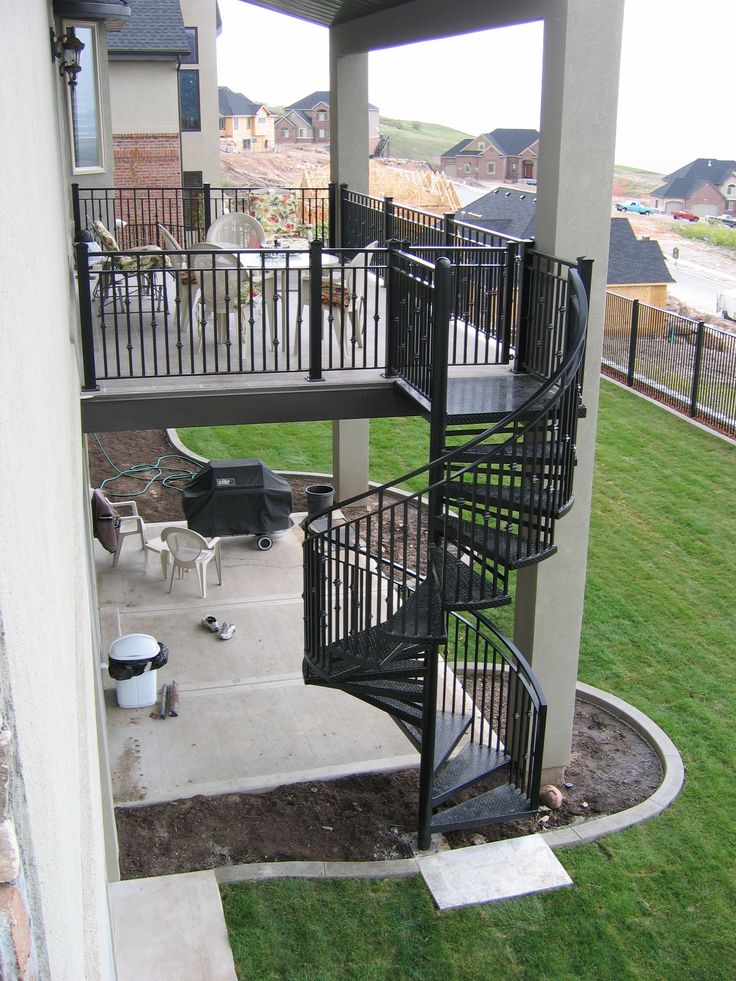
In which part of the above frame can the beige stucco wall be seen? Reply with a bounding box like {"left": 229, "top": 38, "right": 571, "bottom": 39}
{"left": 0, "top": 2, "right": 115, "bottom": 978}
{"left": 180, "top": 0, "right": 221, "bottom": 184}
{"left": 109, "top": 59, "right": 179, "bottom": 133}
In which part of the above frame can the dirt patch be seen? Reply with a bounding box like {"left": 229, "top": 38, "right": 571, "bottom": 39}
{"left": 115, "top": 697, "right": 662, "bottom": 878}
{"left": 90, "top": 430, "right": 663, "bottom": 879}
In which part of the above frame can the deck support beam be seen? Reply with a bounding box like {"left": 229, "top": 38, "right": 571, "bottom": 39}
{"left": 513, "top": 0, "right": 625, "bottom": 776}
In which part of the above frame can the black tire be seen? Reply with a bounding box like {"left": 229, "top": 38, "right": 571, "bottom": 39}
{"left": 256, "top": 536, "right": 273, "bottom": 551}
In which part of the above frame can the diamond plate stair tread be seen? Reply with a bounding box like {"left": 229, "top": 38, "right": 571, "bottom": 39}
{"left": 400, "top": 710, "right": 473, "bottom": 767}
{"left": 445, "top": 373, "right": 544, "bottom": 424}
{"left": 343, "top": 678, "right": 425, "bottom": 704}
{"left": 443, "top": 515, "right": 557, "bottom": 569}
{"left": 431, "top": 783, "right": 534, "bottom": 833}
{"left": 432, "top": 743, "right": 510, "bottom": 804}
{"left": 444, "top": 481, "right": 574, "bottom": 521}
{"left": 447, "top": 441, "right": 559, "bottom": 465}
{"left": 379, "top": 579, "right": 446, "bottom": 642}
{"left": 360, "top": 693, "right": 424, "bottom": 725}
{"left": 315, "top": 626, "right": 423, "bottom": 676}
{"left": 431, "top": 551, "right": 510, "bottom": 609}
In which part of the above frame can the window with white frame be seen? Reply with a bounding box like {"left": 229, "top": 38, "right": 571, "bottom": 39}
{"left": 487, "top": 161, "right": 495, "bottom": 175}
{"left": 298, "top": 127, "right": 308, "bottom": 138}
{"left": 318, "top": 128, "right": 326, "bottom": 139}
{"left": 317, "top": 111, "right": 326, "bottom": 121}
{"left": 258, "top": 115, "right": 265, "bottom": 124}
{"left": 464, "top": 162, "right": 471, "bottom": 173}
{"left": 281, "top": 128, "right": 289, "bottom": 138}
{"left": 66, "top": 21, "right": 103, "bottom": 172}
{"left": 477, "top": 141, "right": 485, "bottom": 150}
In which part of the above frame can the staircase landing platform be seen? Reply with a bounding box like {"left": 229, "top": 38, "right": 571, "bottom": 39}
{"left": 397, "top": 368, "right": 542, "bottom": 425}
{"left": 417, "top": 834, "right": 572, "bottom": 910}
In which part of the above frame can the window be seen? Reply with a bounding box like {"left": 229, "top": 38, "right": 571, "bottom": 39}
{"left": 728, "top": 184, "right": 736, "bottom": 196}
{"left": 464, "top": 162, "right": 471, "bottom": 174}
{"left": 258, "top": 115, "right": 266, "bottom": 124}
{"left": 487, "top": 161, "right": 495, "bottom": 175}
{"left": 179, "top": 70, "right": 201, "bottom": 131}
{"left": 298, "top": 127, "right": 308, "bottom": 138}
{"left": 242, "top": 139, "right": 251, "bottom": 150}
{"left": 181, "top": 27, "right": 198, "bottom": 64}
{"left": 66, "top": 22, "right": 103, "bottom": 172}
{"left": 218, "top": 116, "right": 225, "bottom": 130}
{"left": 477, "top": 141, "right": 485, "bottom": 150}
{"left": 233, "top": 117, "right": 238, "bottom": 130}
{"left": 182, "top": 171, "right": 203, "bottom": 231}
{"left": 317, "top": 111, "right": 326, "bottom": 121}
{"left": 281, "top": 128, "right": 289, "bottom": 138}
{"left": 318, "top": 128, "right": 326, "bottom": 139}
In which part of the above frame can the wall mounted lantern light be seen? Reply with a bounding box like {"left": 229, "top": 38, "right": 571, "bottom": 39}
{"left": 50, "top": 26, "right": 85, "bottom": 89}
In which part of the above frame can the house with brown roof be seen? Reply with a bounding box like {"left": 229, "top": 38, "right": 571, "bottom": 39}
{"left": 652, "top": 158, "right": 736, "bottom": 217}
{"left": 440, "top": 128, "right": 539, "bottom": 183}
{"left": 274, "top": 90, "right": 380, "bottom": 154}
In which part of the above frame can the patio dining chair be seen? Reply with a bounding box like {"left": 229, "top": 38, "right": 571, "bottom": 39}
{"left": 298, "top": 243, "right": 378, "bottom": 354}
{"left": 160, "top": 526, "right": 222, "bottom": 599}
{"left": 206, "top": 212, "right": 267, "bottom": 248}
{"left": 90, "top": 219, "right": 169, "bottom": 311}
{"left": 109, "top": 499, "right": 147, "bottom": 568}
{"left": 188, "top": 248, "right": 264, "bottom": 349}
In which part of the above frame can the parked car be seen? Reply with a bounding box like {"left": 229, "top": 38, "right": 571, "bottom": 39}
{"left": 718, "top": 214, "right": 736, "bottom": 227}
{"left": 615, "top": 200, "right": 653, "bottom": 214}
{"left": 671, "top": 210, "right": 699, "bottom": 222}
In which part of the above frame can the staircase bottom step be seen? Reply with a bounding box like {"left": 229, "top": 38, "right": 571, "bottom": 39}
{"left": 431, "top": 783, "right": 534, "bottom": 834}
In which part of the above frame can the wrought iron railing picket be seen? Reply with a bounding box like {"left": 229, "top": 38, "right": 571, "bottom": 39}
{"left": 603, "top": 292, "right": 736, "bottom": 437}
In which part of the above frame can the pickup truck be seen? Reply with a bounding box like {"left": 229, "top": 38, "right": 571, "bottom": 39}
{"left": 615, "top": 200, "right": 653, "bottom": 214}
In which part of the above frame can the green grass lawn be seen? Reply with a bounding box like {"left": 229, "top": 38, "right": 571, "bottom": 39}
{"left": 378, "top": 117, "right": 472, "bottom": 167}
{"left": 181, "top": 382, "right": 736, "bottom": 978}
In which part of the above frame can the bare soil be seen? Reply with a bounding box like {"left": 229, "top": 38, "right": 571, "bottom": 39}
{"left": 91, "top": 429, "right": 664, "bottom": 879}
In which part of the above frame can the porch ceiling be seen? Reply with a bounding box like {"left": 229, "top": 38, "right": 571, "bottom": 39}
{"left": 239, "top": 0, "right": 415, "bottom": 28}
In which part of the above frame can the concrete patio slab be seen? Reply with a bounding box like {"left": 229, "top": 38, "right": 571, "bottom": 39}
{"left": 417, "top": 834, "right": 572, "bottom": 910}
{"left": 109, "top": 870, "right": 236, "bottom": 980}
{"left": 98, "top": 516, "right": 420, "bottom": 807}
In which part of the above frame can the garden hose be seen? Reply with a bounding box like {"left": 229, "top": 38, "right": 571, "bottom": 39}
{"left": 92, "top": 433, "right": 202, "bottom": 496}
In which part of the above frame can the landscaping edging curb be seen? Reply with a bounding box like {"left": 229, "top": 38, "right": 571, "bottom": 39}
{"left": 212, "top": 683, "right": 685, "bottom": 885}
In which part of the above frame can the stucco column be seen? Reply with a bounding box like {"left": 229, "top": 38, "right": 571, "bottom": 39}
{"left": 329, "top": 40, "right": 371, "bottom": 495}
{"left": 332, "top": 418, "right": 370, "bottom": 501}
{"left": 513, "top": 0, "right": 625, "bottom": 780}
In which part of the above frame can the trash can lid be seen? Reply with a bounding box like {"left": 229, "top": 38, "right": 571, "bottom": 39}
{"left": 109, "top": 633, "right": 159, "bottom": 662}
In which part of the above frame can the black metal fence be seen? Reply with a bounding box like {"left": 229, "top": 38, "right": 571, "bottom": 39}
{"left": 603, "top": 292, "right": 736, "bottom": 438}
{"left": 73, "top": 183, "right": 333, "bottom": 250}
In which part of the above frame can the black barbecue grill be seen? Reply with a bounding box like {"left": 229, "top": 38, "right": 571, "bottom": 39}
{"left": 182, "top": 459, "right": 293, "bottom": 550}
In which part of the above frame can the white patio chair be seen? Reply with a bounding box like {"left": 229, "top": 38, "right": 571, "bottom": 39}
{"left": 160, "top": 526, "right": 222, "bottom": 599}
{"left": 188, "top": 248, "right": 264, "bottom": 348}
{"left": 110, "top": 500, "right": 147, "bottom": 568}
{"left": 206, "top": 212, "right": 266, "bottom": 248}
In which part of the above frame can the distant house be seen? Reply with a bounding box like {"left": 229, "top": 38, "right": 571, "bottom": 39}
{"left": 274, "top": 91, "right": 380, "bottom": 154}
{"left": 108, "top": 0, "right": 222, "bottom": 187}
{"left": 652, "top": 159, "right": 736, "bottom": 217}
{"left": 218, "top": 87, "right": 275, "bottom": 152}
{"left": 457, "top": 189, "right": 673, "bottom": 304}
{"left": 440, "top": 128, "right": 539, "bottom": 183}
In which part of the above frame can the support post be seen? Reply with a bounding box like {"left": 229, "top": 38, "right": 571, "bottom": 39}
{"left": 202, "top": 183, "right": 212, "bottom": 238}
{"left": 500, "top": 241, "right": 518, "bottom": 363}
{"left": 384, "top": 196, "right": 394, "bottom": 243}
{"left": 690, "top": 321, "right": 706, "bottom": 417}
{"left": 76, "top": 242, "right": 98, "bottom": 392}
{"left": 328, "top": 181, "right": 337, "bottom": 249}
{"left": 72, "top": 182, "right": 82, "bottom": 239}
{"left": 626, "top": 298, "right": 639, "bottom": 387}
{"left": 307, "top": 240, "right": 324, "bottom": 382}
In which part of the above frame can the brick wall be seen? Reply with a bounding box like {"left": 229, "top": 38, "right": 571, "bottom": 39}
{"left": 113, "top": 133, "right": 182, "bottom": 188}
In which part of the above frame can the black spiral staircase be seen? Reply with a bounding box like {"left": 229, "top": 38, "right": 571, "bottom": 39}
{"left": 302, "top": 246, "right": 590, "bottom": 849}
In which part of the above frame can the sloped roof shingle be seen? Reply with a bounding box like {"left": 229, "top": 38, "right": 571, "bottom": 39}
{"left": 652, "top": 158, "right": 736, "bottom": 200}
{"left": 218, "top": 87, "right": 269, "bottom": 117}
{"left": 486, "top": 128, "right": 539, "bottom": 156}
{"left": 107, "top": 0, "right": 188, "bottom": 56}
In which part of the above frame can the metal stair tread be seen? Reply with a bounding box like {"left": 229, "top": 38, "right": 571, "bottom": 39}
{"left": 431, "top": 551, "right": 511, "bottom": 609}
{"left": 341, "top": 678, "right": 425, "bottom": 704}
{"left": 431, "top": 783, "right": 534, "bottom": 833}
{"left": 442, "top": 515, "right": 557, "bottom": 569}
{"left": 400, "top": 710, "right": 473, "bottom": 768}
{"left": 432, "top": 742, "right": 511, "bottom": 804}
{"left": 379, "top": 578, "right": 447, "bottom": 642}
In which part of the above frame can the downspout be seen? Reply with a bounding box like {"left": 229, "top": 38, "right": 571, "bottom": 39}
{"left": 176, "top": 55, "right": 183, "bottom": 183}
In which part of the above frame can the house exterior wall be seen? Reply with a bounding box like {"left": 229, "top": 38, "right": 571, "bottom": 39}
{"left": 368, "top": 107, "right": 380, "bottom": 155}
{"left": 441, "top": 138, "right": 538, "bottom": 183}
{"left": 608, "top": 282, "right": 669, "bottom": 308}
{"left": 109, "top": 60, "right": 182, "bottom": 185}
{"left": 1, "top": 2, "right": 116, "bottom": 977}
{"left": 685, "top": 181, "right": 724, "bottom": 216}
{"left": 180, "top": 0, "right": 221, "bottom": 184}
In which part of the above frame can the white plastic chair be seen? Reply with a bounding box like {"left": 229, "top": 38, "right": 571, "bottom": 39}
{"left": 110, "top": 500, "right": 147, "bottom": 567}
{"left": 160, "top": 527, "right": 222, "bottom": 598}
{"left": 188, "top": 248, "right": 263, "bottom": 348}
{"left": 206, "top": 213, "right": 266, "bottom": 248}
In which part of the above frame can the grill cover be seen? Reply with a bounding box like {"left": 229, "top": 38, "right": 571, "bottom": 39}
{"left": 182, "top": 459, "right": 293, "bottom": 537}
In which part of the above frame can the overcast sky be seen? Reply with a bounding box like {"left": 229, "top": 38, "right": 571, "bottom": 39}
{"left": 216, "top": 0, "right": 730, "bottom": 175}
